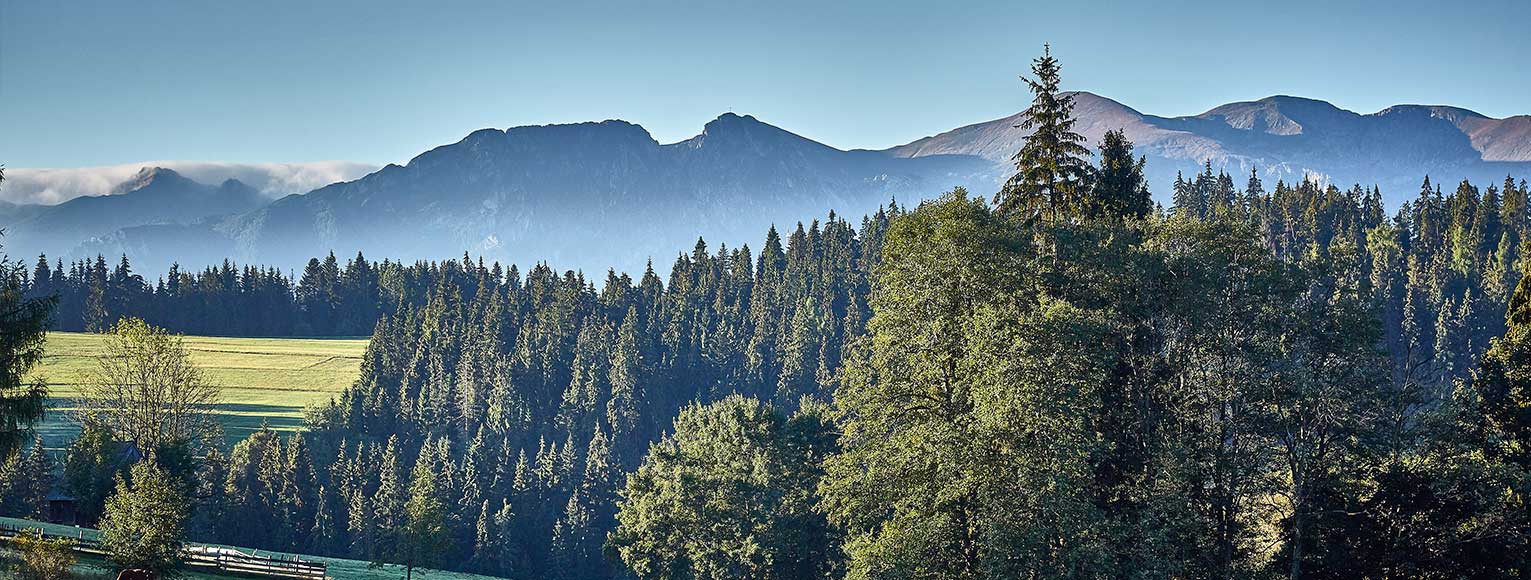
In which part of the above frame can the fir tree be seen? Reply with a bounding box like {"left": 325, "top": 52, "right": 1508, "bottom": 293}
{"left": 346, "top": 488, "right": 376, "bottom": 561}
{"left": 397, "top": 459, "right": 449, "bottom": 580}
{"left": 995, "top": 45, "right": 1095, "bottom": 222}
{"left": 1092, "top": 129, "right": 1151, "bottom": 219}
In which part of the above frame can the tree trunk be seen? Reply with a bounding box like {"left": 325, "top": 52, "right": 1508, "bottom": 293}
{"left": 1288, "top": 504, "right": 1303, "bottom": 580}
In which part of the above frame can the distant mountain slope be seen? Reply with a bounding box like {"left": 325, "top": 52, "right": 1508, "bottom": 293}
{"left": 200, "top": 114, "right": 992, "bottom": 276}
{"left": 0, "top": 200, "right": 45, "bottom": 224}
{"left": 890, "top": 92, "right": 1531, "bottom": 200}
{"left": 9, "top": 94, "right": 1530, "bottom": 277}
{"left": 1449, "top": 112, "right": 1531, "bottom": 161}
{"left": 0, "top": 160, "right": 379, "bottom": 205}
{"left": 1, "top": 167, "right": 264, "bottom": 263}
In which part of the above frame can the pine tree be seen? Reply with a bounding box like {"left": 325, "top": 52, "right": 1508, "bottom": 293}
{"left": 1172, "top": 170, "right": 1204, "bottom": 219}
{"left": 607, "top": 307, "right": 643, "bottom": 448}
{"left": 311, "top": 485, "right": 337, "bottom": 554}
{"left": 774, "top": 298, "right": 821, "bottom": 403}
{"left": 282, "top": 435, "right": 318, "bottom": 551}
{"left": 470, "top": 499, "right": 496, "bottom": 573}
{"left": 492, "top": 499, "right": 517, "bottom": 576}
{"left": 1502, "top": 175, "right": 1527, "bottom": 237}
{"left": 1245, "top": 168, "right": 1266, "bottom": 212}
{"left": 83, "top": 256, "right": 108, "bottom": 332}
{"left": 995, "top": 45, "right": 1095, "bottom": 222}
{"left": 20, "top": 437, "right": 52, "bottom": 519}
{"left": 0, "top": 437, "right": 51, "bottom": 518}
{"left": 550, "top": 490, "right": 595, "bottom": 580}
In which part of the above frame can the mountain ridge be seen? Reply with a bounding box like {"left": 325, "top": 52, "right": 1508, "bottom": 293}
{"left": 6, "top": 93, "right": 1529, "bottom": 277}
{"left": 892, "top": 91, "right": 1531, "bottom": 197}
{"left": 1, "top": 167, "right": 266, "bottom": 263}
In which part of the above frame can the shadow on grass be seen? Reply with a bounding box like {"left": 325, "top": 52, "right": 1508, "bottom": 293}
{"left": 35, "top": 403, "right": 310, "bottom": 452}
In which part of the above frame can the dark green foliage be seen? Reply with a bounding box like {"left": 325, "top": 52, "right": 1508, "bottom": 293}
{"left": 159, "top": 204, "right": 895, "bottom": 578}
{"left": 220, "top": 426, "right": 319, "bottom": 551}
{"left": 818, "top": 181, "right": 1516, "bottom": 579}
{"left": 1092, "top": 129, "right": 1152, "bottom": 219}
{"left": 1464, "top": 253, "right": 1531, "bottom": 465}
{"left": 23, "top": 251, "right": 382, "bottom": 337}
{"left": 823, "top": 190, "right": 1116, "bottom": 578}
{"left": 1, "top": 229, "right": 54, "bottom": 459}
{"left": 0, "top": 437, "right": 52, "bottom": 519}
{"left": 396, "top": 457, "right": 449, "bottom": 579}
{"left": 61, "top": 425, "right": 121, "bottom": 525}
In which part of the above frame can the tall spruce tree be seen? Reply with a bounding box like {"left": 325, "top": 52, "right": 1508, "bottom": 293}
{"left": 397, "top": 459, "right": 449, "bottom": 580}
{"left": 995, "top": 45, "right": 1095, "bottom": 222}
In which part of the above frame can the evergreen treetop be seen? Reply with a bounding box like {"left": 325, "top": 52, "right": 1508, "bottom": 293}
{"left": 996, "top": 45, "right": 1096, "bottom": 222}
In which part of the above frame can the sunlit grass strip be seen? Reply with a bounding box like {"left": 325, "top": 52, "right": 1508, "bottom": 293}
{"left": 27, "top": 332, "right": 368, "bottom": 450}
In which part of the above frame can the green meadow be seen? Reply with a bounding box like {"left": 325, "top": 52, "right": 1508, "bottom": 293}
{"left": 0, "top": 516, "right": 504, "bottom": 580}
{"left": 27, "top": 332, "right": 368, "bottom": 450}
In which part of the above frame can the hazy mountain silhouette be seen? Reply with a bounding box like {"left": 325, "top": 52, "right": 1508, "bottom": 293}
{"left": 1, "top": 167, "right": 264, "bottom": 266}
{"left": 7, "top": 95, "right": 1529, "bottom": 276}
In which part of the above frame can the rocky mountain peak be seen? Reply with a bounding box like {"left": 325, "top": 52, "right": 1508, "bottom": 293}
{"left": 111, "top": 166, "right": 194, "bottom": 194}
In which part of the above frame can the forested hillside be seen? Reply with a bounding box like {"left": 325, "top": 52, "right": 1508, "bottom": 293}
{"left": 19, "top": 166, "right": 1526, "bottom": 577}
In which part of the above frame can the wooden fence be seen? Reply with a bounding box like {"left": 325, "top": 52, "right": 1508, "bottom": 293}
{"left": 0, "top": 522, "right": 326, "bottom": 579}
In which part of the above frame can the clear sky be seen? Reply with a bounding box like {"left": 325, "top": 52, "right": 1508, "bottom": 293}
{"left": 2, "top": 0, "right": 1528, "bottom": 169}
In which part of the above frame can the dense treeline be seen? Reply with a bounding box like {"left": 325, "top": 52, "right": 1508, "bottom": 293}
{"left": 1176, "top": 165, "right": 1530, "bottom": 400}
{"left": 20, "top": 252, "right": 387, "bottom": 336}
{"left": 815, "top": 187, "right": 1527, "bottom": 578}
{"left": 300, "top": 211, "right": 882, "bottom": 578}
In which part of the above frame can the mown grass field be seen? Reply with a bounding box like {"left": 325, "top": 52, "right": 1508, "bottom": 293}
{"left": 27, "top": 332, "right": 369, "bottom": 450}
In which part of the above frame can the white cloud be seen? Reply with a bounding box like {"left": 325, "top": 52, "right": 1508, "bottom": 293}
{"left": 0, "top": 161, "right": 380, "bottom": 205}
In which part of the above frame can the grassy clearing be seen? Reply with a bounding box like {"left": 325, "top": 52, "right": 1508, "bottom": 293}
{"left": 27, "top": 332, "right": 368, "bottom": 450}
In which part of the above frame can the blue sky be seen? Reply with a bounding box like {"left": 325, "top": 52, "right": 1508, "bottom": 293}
{"left": 2, "top": 0, "right": 1528, "bottom": 169}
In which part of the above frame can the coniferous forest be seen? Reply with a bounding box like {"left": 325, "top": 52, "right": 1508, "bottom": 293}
{"left": 2, "top": 49, "right": 1530, "bottom": 579}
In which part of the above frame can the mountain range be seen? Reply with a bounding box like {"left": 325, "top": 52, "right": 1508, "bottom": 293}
{"left": 3, "top": 92, "right": 1529, "bottom": 277}
{"left": 891, "top": 92, "right": 1531, "bottom": 197}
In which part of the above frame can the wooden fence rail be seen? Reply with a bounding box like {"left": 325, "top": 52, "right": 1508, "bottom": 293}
{"left": 0, "top": 522, "right": 326, "bottom": 579}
